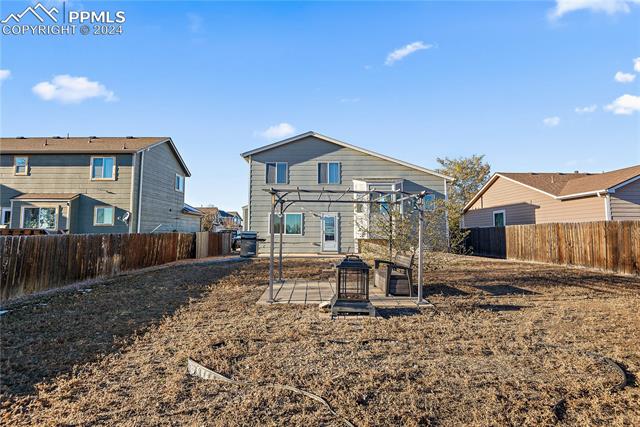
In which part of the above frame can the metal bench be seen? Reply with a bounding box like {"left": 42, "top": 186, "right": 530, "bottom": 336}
{"left": 373, "top": 252, "right": 415, "bottom": 297}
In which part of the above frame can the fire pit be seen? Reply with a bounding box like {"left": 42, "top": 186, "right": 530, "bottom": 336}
{"left": 332, "top": 255, "right": 375, "bottom": 317}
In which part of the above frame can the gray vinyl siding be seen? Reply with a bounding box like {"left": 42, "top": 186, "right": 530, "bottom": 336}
{"left": 248, "top": 135, "right": 446, "bottom": 254}
{"left": 610, "top": 179, "right": 640, "bottom": 220}
{"left": 138, "top": 142, "right": 188, "bottom": 233}
{"left": 177, "top": 214, "right": 202, "bottom": 232}
{"left": 0, "top": 153, "right": 133, "bottom": 233}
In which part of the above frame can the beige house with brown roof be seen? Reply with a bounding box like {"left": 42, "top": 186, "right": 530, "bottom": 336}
{"left": 0, "top": 136, "right": 201, "bottom": 234}
{"left": 462, "top": 164, "right": 640, "bottom": 228}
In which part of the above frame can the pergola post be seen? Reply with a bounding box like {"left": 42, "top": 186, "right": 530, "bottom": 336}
{"left": 268, "top": 195, "right": 276, "bottom": 303}
{"left": 417, "top": 196, "right": 426, "bottom": 305}
{"left": 278, "top": 201, "right": 284, "bottom": 283}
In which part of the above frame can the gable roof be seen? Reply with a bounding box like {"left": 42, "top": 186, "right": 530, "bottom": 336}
{"left": 463, "top": 164, "right": 640, "bottom": 212}
{"left": 0, "top": 136, "right": 191, "bottom": 176}
{"left": 240, "top": 131, "right": 453, "bottom": 181}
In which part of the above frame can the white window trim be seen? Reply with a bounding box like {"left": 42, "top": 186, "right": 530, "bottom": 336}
{"left": 14, "top": 156, "right": 29, "bottom": 176}
{"left": 269, "top": 212, "right": 303, "bottom": 235}
{"left": 265, "top": 162, "right": 288, "bottom": 184}
{"left": 492, "top": 209, "right": 506, "bottom": 227}
{"left": 317, "top": 161, "right": 341, "bottom": 184}
{"left": 93, "top": 205, "right": 115, "bottom": 226}
{"left": 1, "top": 207, "right": 11, "bottom": 225}
{"left": 175, "top": 173, "right": 185, "bottom": 192}
{"left": 20, "top": 206, "right": 58, "bottom": 230}
{"left": 89, "top": 156, "right": 116, "bottom": 181}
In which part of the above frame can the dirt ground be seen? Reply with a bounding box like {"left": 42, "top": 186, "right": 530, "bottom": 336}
{"left": 1, "top": 255, "right": 639, "bottom": 426}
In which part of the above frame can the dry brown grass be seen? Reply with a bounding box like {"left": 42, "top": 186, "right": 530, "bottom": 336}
{"left": 1, "top": 255, "right": 639, "bottom": 426}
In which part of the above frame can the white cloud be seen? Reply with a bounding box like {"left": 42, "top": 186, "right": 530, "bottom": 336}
{"left": 32, "top": 75, "right": 117, "bottom": 104}
{"left": 543, "top": 116, "right": 561, "bottom": 127}
{"left": 614, "top": 71, "right": 636, "bottom": 83}
{"left": 255, "top": 123, "right": 296, "bottom": 140}
{"left": 575, "top": 104, "right": 597, "bottom": 113}
{"left": 187, "top": 13, "right": 203, "bottom": 33}
{"left": 634, "top": 57, "right": 640, "bottom": 72}
{"left": 605, "top": 94, "right": 640, "bottom": 115}
{"left": 0, "top": 69, "right": 10, "bottom": 81}
{"left": 385, "top": 41, "right": 432, "bottom": 66}
{"left": 549, "top": 0, "right": 640, "bottom": 19}
{"left": 339, "top": 97, "right": 360, "bottom": 104}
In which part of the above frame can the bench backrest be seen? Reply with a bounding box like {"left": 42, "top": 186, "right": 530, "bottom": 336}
{"left": 395, "top": 253, "right": 414, "bottom": 268}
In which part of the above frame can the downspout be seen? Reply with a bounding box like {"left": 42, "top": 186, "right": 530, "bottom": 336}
{"left": 136, "top": 150, "right": 145, "bottom": 233}
{"left": 247, "top": 155, "right": 252, "bottom": 230}
{"left": 599, "top": 190, "right": 612, "bottom": 221}
{"left": 128, "top": 153, "right": 136, "bottom": 233}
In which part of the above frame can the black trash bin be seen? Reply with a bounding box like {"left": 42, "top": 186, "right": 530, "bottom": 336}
{"left": 240, "top": 231, "right": 258, "bottom": 257}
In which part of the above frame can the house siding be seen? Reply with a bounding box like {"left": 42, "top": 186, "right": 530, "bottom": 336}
{"left": 0, "top": 153, "right": 133, "bottom": 233}
{"left": 463, "top": 176, "right": 605, "bottom": 227}
{"left": 610, "top": 179, "right": 640, "bottom": 220}
{"left": 248, "top": 135, "right": 446, "bottom": 254}
{"left": 138, "top": 142, "right": 188, "bottom": 233}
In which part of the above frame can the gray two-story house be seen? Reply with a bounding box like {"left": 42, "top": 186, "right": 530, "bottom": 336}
{"left": 0, "top": 136, "right": 202, "bottom": 234}
{"left": 241, "top": 131, "right": 452, "bottom": 254}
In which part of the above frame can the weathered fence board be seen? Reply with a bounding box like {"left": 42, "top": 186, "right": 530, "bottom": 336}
{"left": 0, "top": 231, "right": 233, "bottom": 302}
{"left": 465, "top": 221, "right": 640, "bottom": 275}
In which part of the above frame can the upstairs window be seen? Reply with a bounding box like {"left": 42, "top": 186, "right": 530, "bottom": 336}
{"left": 14, "top": 156, "right": 29, "bottom": 175}
{"left": 91, "top": 157, "right": 115, "bottom": 180}
{"left": 175, "top": 174, "right": 185, "bottom": 192}
{"left": 318, "top": 162, "right": 340, "bottom": 184}
{"left": 266, "top": 162, "right": 288, "bottom": 184}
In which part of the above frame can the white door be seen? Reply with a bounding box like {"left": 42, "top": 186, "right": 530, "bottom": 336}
{"left": 321, "top": 213, "right": 339, "bottom": 252}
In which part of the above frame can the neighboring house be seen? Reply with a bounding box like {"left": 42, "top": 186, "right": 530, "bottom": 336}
{"left": 241, "top": 131, "right": 453, "bottom": 254}
{"left": 0, "top": 136, "right": 197, "bottom": 234}
{"left": 462, "top": 164, "right": 640, "bottom": 228}
{"left": 197, "top": 207, "right": 242, "bottom": 231}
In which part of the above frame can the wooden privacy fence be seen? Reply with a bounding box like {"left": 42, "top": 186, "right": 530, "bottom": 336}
{"left": 0, "top": 231, "right": 234, "bottom": 302}
{"left": 194, "top": 231, "right": 233, "bottom": 259}
{"left": 464, "top": 221, "right": 640, "bottom": 275}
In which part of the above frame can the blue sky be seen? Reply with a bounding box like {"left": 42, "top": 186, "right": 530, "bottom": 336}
{"left": 1, "top": 0, "right": 639, "bottom": 211}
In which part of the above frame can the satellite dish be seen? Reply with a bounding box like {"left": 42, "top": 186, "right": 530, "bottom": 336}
{"left": 122, "top": 211, "right": 131, "bottom": 224}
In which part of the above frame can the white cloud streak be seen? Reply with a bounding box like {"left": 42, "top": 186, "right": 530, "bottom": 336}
{"left": 543, "top": 116, "right": 561, "bottom": 127}
{"left": 0, "top": 69, "right": 10, "bottom": 81}
{"left": 385, "top": 41, "right": 432, "bottom": 66}
{"left": 549, "top": 0, "right": 640, "bottom": 19}
{"left": 614, "top": 71, "right": 636, "bottom": 83}
{"left": 634, "top": 57, "right": 640, "bottom": 72}
{"left": 605, "top": 94, "right": 640, "bottom": 115}
{"left": 32, "top": 75, "right": 117, "bottom": 104}
{"left": 575, "top": 104, "right": 597, "bottom": 113}
{"left": 255, "top": 123, "right": 296, "bottom": 140}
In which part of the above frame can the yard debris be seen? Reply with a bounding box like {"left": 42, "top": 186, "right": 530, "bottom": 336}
{"left": 187, "top": 358, "right": 355, "bottom": 427}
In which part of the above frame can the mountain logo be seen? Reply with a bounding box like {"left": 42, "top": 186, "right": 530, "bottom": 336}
{"left": 1, "top": 3, "right": 59, "bottom": 24}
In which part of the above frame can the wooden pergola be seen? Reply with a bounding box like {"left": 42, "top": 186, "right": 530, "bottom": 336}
{"left": 264, "top": 187, "right": 432, "bottom": 306}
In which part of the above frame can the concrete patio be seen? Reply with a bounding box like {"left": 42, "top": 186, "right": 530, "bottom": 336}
{"left": 256, "top": 278, "right": 428, "bottom": 310}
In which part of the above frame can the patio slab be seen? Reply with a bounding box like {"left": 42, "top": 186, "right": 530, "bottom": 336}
{"left": 257, "top": 279, "right": 428, "bottom": 310}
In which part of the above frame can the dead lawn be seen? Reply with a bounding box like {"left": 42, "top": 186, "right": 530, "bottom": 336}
{"left": 1, "top": 255, "right": 639, "bottom": 426}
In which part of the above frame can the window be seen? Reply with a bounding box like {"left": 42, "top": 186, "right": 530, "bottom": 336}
{"left": 175, "top": 174, "right": 185, "bottom": 192}
{"left": 14, "top": 156, "right": 28, "bottom": 175}
{"left": 94, "top": 206, "right": 115, "bottom": 226}
{"left": 90, "top": 157, "right": 115, "bottom": 180}
{"left": 22, "top": 207, "right": 56, "bottom": 229}
{"left": 1, "top": 208, "right": 11, "bottom": 225}
{"left": 493, "top": 210, "right": 506, "bottom": 227}
{"left": 266, "top": 162, "right": 287, "bottom": 184}
{"left": 318, "top": 162, "right": 340, "bottom": 184}
{"left": 269, "top": 213, "right": 303, "bottom": 235}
